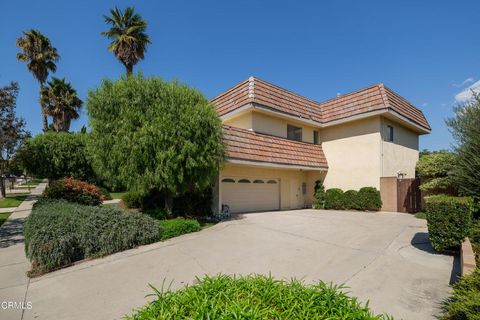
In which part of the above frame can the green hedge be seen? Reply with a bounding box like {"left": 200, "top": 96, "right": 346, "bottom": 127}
{"left": 159, "top": 218, "right": 201, "bottom": 240}
{"left": 324, "top": 188, "right": 345, "bottom": 209}
{"left": 440, "top": 268, "right": 480, "bottom": 320}
{"left": 323, "top": 187, "right": 382, "bottom": 211}
{"left": 24, "top": 200, "right": 160, "bottom": 274}
{"left": 126, "top": 274, "right": 390, "bottom": 320}
{"left": 425, "top": 195, "right": 475, "bottom": 251}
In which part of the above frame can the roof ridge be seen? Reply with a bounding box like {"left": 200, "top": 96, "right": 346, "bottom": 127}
{"left": 318, "top": 83, "right": 385, "bottom": 106}
{"left": 377, "top": 83, "right": 390, "bottom": 107}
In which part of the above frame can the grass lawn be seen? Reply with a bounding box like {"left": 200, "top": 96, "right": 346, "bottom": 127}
{"left": 110, "top": 191, "right": 127, "bottom": 199}
{"left": 0, "top": 212, "right": 13, "bottom": 226}
{"left": 0, "top": 195, "right": 28, "bottom": 208}
{"left": 415, "top": 211, "right": 427, "bottom": 219}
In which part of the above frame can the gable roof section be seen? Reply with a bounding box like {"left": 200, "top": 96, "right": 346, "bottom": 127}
{"left": 223, "top": 125, "right": 328, "bottom": 169}
{"left": 211, "top": 77, "right": 431, "bottom": 132}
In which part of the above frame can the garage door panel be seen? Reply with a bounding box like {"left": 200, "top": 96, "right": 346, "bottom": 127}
{"left": 221, "top": 178, "right": 279, "bottom": 213}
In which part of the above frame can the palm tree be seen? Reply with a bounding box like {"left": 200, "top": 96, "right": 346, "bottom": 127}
{"left": 41, "top": 77, "right": 82, "bottom": 132}
{"left": 101, "top": 6, "right": 150, "bottom": 75}
{"left": 16, "top": 30, "right": 60, "bottom": 131}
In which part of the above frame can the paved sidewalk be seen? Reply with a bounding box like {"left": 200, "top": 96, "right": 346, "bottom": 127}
{"left": 0, "top": 183, "right": 46, "bottom": 320}
{"left": 0, "top": 208, "right": 15, "bottom": 214}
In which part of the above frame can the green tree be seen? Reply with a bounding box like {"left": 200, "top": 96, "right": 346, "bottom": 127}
{"left": 17, "top": 132, "right": 95, "bottom": 182}
{"left": 16, "top": 30, "right": 60, "bottom": 131}
{"left": 447, "top": 94, "right": 480, "bottom": 200}
{"left": 87, "top": 75, "right": 225, "bottom": 212}
{"left": 41, "top": 77, "right": 83, "bottom": 132}
{"left": 0, "top": 82, "right": 29, "bottom": 197}
{"left": 416, "top": 151, "right": 457, "bottom": 195}
{"left": 101, "top": 7, "right": 150, "bottom": 76}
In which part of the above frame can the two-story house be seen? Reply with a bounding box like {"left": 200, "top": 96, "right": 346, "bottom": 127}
{"left": 210, "top": 77, "right": 430, "bottom": 214}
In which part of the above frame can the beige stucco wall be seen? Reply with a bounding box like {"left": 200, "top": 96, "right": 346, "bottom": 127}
{"left": 320, "top": 117, "right": 382, "bottom": 190}
{"left": 223, "top": 112, "right": 253, "bottom": 129}
{"left": 380, "top": 117, "right": 419, "bottom": 179}
{"left": 251, "top": 111, "right": 316, "bottom": 143}
{"left": 218, "top": 163, "right": 322, "bottom": 212}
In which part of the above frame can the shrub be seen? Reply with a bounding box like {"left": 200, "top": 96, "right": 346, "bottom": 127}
{"left": 96, "top": 186, "right": 112, "bottom": 200}
{"left": 343, "top": 190, "right": 360, "bottom": 210}
{"left": 439, "top": 268, "right": 480, "bottom": 320}
{"left": 126, "top": 274, "right": 390, "bottom": 320}
{"left": 313, "top": 180, "right": 326, "bottom": 209}
{"left": 24, "top": 200, "right": 160, "bottom": 274}
{"left": 324, "top": 188, "right": 345, "bottom": 210}
{"left": 173, "top": 188, "right": 213, "bottom": 216}
{"left": 43, "top": 178, "right": 104, "bottom": 206}
{"left": 159, "top": 218, "right": 201, "bottom": 240}
{"left": 425, "top": 195, "right": 475, "bottom": 251}
{"left": 469, "top": 219, "right": 480, "bottom": 265}
{"left": 416, "top": 151, "right": 457, "bottom": 195}
{"left": 122, "top": 190, "right": 146, "bottom": 209}
{"left": 357, "top": 187, "right": 382, "bottom": 211}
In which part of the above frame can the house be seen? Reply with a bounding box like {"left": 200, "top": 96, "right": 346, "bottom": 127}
{"left": 210, "top": 77, "right": 430, "bottom": 214}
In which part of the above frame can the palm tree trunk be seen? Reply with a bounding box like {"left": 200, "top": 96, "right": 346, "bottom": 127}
{"left": 126, "top": 64, "right": 133, "bottom": 76}
{"left": 40, "top": 82, "right": 48, "bottom": 131}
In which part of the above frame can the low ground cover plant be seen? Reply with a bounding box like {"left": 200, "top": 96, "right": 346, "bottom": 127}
{"left": 126, "top": 274, "right": 391, "bottom": 320}
{"left": 425, "top": 195, "right": 475, "bottom": 252}
{"left": 440, "top": 268, "right": 480, "bottom": 320}
{"left": 159, "top": 218, "right": 201, "bottom": 240}
{"left": 43, "top": 177, "right": 104, "bottom": 206}
{"left": 24, "top": 200, "right": 160, "bottom": 274}
{"left": 323, "top": 187, "right": 382, "bottom": 211}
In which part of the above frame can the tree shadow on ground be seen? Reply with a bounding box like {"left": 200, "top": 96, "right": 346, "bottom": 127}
{"left": 0, "top": 217, "right": 25, "bottom": 248}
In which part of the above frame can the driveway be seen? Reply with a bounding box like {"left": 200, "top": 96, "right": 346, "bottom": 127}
{"left": 19, "top": 210, "right": 455, "bottom": 320}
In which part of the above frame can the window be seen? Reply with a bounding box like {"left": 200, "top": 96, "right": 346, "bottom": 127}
{"left": 238, "top": 179, "right": 251, "bottom": 183}
{"left": 221, "top": 178, "right": 235, "bottom": 183}
{"left": 287, "top": 124, "right": 302, "bottom": 141}
{"left": 253, "top": 180, "right": 264, "bottom": 183}
{"left": 313, "top": 131, "right": 319, "bottom": 144}
{"left": 267, "top": 180, "right": 277, "bottom": 184}
{"left": 386, "top": 125, "right": 394, "bottom": 142}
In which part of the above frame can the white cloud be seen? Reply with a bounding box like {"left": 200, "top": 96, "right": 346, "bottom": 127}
{"left": 421, "top": 102, "right": 428, "bottom": 107}
{"left": 453, "top": 77, "right": 475, "bottom": 87}
{"left": 454, "top": 80, "right": 480, "bottom": 103}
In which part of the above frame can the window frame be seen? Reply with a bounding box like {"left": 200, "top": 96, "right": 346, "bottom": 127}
{"left": 386, "top": 125, "right": 394, "bottom": 142}
{"left": 313, "top": 130, "right": 319, "bottom": 144}
{"left": 287, "top": 124, "right": 303, "bottom": 142}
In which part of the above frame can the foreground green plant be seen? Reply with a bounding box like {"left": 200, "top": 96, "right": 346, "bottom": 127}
{"left": 440, "top": 268, "right": 480, "bottom": 320}
{"left": 159, "top": 218, "right": 201, "bottom": 240}
{"left": 126, "top": 274, "right": 391, "bottom": 320}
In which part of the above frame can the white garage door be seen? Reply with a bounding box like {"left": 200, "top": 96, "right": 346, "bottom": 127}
{"left": 221, "top": 177, "right": 280, "bottom": 213}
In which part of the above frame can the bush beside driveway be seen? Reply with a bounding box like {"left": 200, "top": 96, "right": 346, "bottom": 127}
{"left": 20, "top": 209, "right": 455, "bottom": 320}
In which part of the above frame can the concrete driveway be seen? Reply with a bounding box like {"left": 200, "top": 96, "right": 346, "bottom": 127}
{"left": 20, "top": 209, "right": 455, "bottom": 320}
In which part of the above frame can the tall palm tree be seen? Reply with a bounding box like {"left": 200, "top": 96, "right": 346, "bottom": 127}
{"left": 41, "top": 77, "right": 82, "bottom": 132}
{"left": 16, "top": 30, "right": 60, "bottom": 131}
{"left": 101, "top": 6, "right": 150, "bottom": 76}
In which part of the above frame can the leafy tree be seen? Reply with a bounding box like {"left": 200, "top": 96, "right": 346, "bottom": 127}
{"left": 447, "top": 94, "right": 480, "bottom": 200}
{"left": 16, "top": 30, "right": 60, "bottom": 131}
{"left": 87, "top": 75, "right": 225, "bottom": 212}
{"left": 416, "top": 151, "right": 457, "bottom": 195}
{"left": 313, "top": 180, "right": 325, "bottom": 209}
{"left": 0, "top": 82, "right": 29, "bottom": 197}
{"left": 101, "top": 7, "right": 150, "bottom": 76}
{"left": 41, "top": 77, "right": 83, "bottom": 132}
{"left": 17, "top": 132, "right": 95, "bottom": 182}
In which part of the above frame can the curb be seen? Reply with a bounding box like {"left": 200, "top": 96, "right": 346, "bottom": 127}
{"left": 461, "top": 237, "right": 476, "bottom": 276}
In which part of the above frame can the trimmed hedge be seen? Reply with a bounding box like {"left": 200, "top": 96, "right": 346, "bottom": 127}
{"left": 324, "top": 188, "right": 345, "bottom": 209}
{"left": 323, "top": 187, "right": 382, "bottom": 211}
{"left": 439, "top": 268, "right": 480, "bottom": 320}
{"left": 126, "top": 274, "right": 390, "bottom": 320}
{"left": 43, "top": 178, "right": 104, "bottom": 206}
{"left": 313, "top": 180, "right": 326, "bottom": 209}
{"left": 159, "top": 218, "right": 201, "bottom": 240}
{"left": 122, "top": 190, "right": 146, "bottom": 209}
{"left": 24, "top": 200, "right": 160, "bottom": 274}
{"left": 425, "top": 195, "right": 475, "bottom": 252}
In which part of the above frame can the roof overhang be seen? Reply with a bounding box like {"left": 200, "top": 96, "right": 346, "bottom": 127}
{"left": 225, "top": 158, "right": 328, "bottom": 171}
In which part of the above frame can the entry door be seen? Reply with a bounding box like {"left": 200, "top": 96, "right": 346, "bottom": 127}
{"left": 221, "top": 177, "right": 280, "bottom": 213}
{"left": 290, "top": 178, "right": 304, "bottom": 209}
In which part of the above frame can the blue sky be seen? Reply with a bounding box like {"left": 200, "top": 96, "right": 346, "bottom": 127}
{"left": 1, "top": 0, "right": 479, "bottom": 151}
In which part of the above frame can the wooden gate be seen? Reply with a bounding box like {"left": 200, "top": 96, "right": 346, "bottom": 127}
{"left": 397, "top": 178, "right": 421, "bottom": 213}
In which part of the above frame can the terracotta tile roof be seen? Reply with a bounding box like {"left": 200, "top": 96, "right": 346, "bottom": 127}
{"left": 223, "top": 125, "right": 328, "bottom": 169}
{"left": 211, "top": 77, "right": 430, "bottom": 132}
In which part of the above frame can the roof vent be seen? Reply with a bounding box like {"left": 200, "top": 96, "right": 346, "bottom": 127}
{"left": 336, "top": 92, "right": 341, "bottom": 97}
{"left": 248, "top": 77, "right": 255, "bottom": 98}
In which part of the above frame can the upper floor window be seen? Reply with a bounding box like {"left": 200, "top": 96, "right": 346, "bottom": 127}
{"left": 287, "top": 124, "right": 302, "bottom": 141}
{"left": 386, "top": 125, "right": 394, "bottom": 142}
{"left": 313, "top": 131, "right": 319, "bottom": 144}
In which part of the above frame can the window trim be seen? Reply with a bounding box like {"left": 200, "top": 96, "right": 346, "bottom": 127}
{"left": 313, "top": 130, "right": 319, "bottom": 144}
{"left": 386, "top": 125, "right": 394, "bottom": 142}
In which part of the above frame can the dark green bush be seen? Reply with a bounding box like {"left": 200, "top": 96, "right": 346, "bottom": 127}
{"left": 439, "top": 268, "right": 480, "bottom": 320}
{"left": 122, "top": 190, "right": 146, "bottom": 209}
{"left": 159, "top": 218, "right": 201, "bottom": 240}
{"left": 344, "top": 190, "right": 360, "bottom": 210}
{"left": 126, "top": 274, "right": 390, "bottom": 320}
{"left": 469, "top": 219, "right": 480, "bottom": 265}
{"left": 425, "top": 195, "right": 475, "bottom": 252}
{"left": 43, "top": 178, "right": 104, "bottom": 206}
{"left": 24, "top": 200, "right": 160, "bottom": 274}
{"left": 313, "top": 180, "right": 326, "bottom": 209}
{"left": 96, "top": 186, "right": 112, "bottom": 200}
{"left": 324, "top": 188, "right": 345, "bottom": 210}
{"left": 357, "top": 187, "right": 382, "bottom": 211}
{"left": 173, "top": 188, "right": 213, "bottom": 216}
